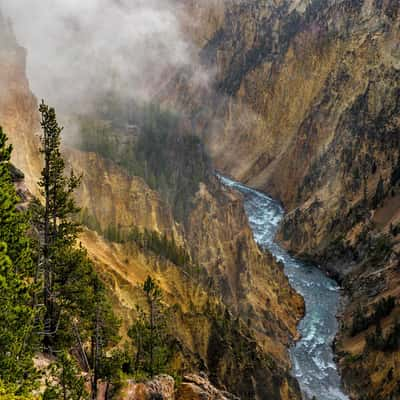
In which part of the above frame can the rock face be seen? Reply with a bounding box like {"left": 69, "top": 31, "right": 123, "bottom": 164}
{"left": 115, "top": 374, "right": 239, "bottom": 400}
{"left": 0, "top": 10, "right": 303, "bottom": 400}
{"left": 64, "top": 148, "right": 181, "bottom": 239}
{"left": 165, "top": 1, "right": 400, "bottom": 398}
{"left": 8, "top": 0, "right": 400, "bottom": 395}
{"left": 0, "top": 14, "right": 41, "bottom": 196}
{"left": 176, "top": 374, "right": 239, "bottom": 400}
{"left": 117, "top": 375, "right": 175, "bottom": 400}
{"left": 187, "top": 182, "right": 303, "bottom": 358}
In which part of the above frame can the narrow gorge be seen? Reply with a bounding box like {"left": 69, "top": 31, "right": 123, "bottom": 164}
{"left": 221, "top": 176, "right": 349, "bottom": 400}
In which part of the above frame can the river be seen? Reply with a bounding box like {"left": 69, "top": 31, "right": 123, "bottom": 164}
{"left": 219, "top": 176, "right": 349, "bottom": 400}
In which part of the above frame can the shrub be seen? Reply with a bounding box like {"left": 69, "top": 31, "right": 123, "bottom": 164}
{"left": 351, "top": 297, "right": 396, "bottom": 336}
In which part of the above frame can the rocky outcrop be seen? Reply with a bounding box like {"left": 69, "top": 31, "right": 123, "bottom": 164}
{"left": 116, "top": 375, "right": 175, "bottom": 400}
{"left": 77, "top": 176, "right": 303, "bottom": 399}
{"left": 187, "top": 182, "right": 303, "bottom": 357}
{"left": 64, "top": 147, "right": 181, "bottom": 240}
{"left": 177, "top": 374, "right": 239, "bottom": 400}
{"left": 0, "top": 13, "right": 41, "bottom": 196}
{"left": 114, "top": 374, "right": 239, "bottom": 400}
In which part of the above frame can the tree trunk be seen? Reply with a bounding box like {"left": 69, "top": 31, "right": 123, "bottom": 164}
{"left": 92, "top": 302, "right": 100, "bottom": 400}
{"left": 149, "top": 298, "right": 154, "bottom": 377}
{"left": 42, "top": 112, "right": 52, "bottom": 353}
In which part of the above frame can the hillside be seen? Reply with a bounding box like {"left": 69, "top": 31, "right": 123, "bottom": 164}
{"left": 0, "top": 11, "right": 303, "bottom": 400}
{"left": 2, "top": 0, "right": 399, "bottom": 398}
{"left": 164, "top": 1, "right": 400, "bottom": 398}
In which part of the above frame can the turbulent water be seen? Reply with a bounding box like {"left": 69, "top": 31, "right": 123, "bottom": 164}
{"left": 220, "top": 176, "right": 349, "bottom": 400}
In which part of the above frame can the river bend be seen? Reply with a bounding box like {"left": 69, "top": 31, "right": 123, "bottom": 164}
{"left": 220, "top": 176, "right": 349, "bottom": 400}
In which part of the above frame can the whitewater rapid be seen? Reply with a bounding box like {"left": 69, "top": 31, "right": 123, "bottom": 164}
{"left": 220, "top": 176, "right": 349, "bottom": 400}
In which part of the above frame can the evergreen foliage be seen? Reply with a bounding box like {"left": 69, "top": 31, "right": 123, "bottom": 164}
{"left": 31, "top": 101, "right": 82, "bottom": 352}
{"left": 366, "top": 320, "right": 400, "bottom": 351}
{"left": 0, "top": 127, "right": 34, "bottom": 275}
{"left": 101, "top": 224, "right": 191, "bottom": 268}
{"left": 390, "top": 222, "right": 400, "bottom": 237}
{"left": 28, "top": 103, "right": 120, "bottom": 398}
{"left": 390, "top": 155, "right": 400, "bottom": 186}
{"left": 43, "top": 352, "right": 88, "bottom": 400}
{"left": 367, "top": 234, "right": 393, "bottom": 264}
{"left": 77, "top": 102, "right": 210, "bottom": 221}
{"left": 351, "top": 296, "right": 396, "bottom": 336}
{"left": 0, "top": 127, "right": 36, "bottom": 394}
{"left": 128, "top": 277, "right": 170, "bottom": 378}
{"left": 0, "top": 104, "right": 178, "bottom": 397}
{"left": 0, "top": 380, "right": 38, "bottom": 400}
{"left": 88, "top": 275, "right": 120, "bottom": 399}
{"left": 372, "top": 176, "right": 385, "bottom": 208}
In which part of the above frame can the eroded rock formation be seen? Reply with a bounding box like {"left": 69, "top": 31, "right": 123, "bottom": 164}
{"left": 0, "top": 11, "right": 303, "bottom": 399}
{"left": 167, "top": 1, "right": 400, "bottom": 398}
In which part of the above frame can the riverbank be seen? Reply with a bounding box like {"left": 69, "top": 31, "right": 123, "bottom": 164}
{"left": 220, "top": 176, "right": 349, "bottom": 400}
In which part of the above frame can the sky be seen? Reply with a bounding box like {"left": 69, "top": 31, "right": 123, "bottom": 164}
{"left": 0, "top": 0, "right": 197, "bottom": 113}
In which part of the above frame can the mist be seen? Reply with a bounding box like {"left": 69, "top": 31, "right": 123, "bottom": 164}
{"left": 0, "top": 0, "right": 200, "bottom": 114}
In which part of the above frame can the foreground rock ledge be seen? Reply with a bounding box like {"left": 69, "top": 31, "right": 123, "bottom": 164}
{"left": 116, "top": 374, "right": 240, "bottom": 400}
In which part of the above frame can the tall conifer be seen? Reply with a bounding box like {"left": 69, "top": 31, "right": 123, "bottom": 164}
{"left": 0, "top": 127, "right": 35, "bottom": 393}
{"left": 36, "top": 101, "right": 81, "bottom": 352}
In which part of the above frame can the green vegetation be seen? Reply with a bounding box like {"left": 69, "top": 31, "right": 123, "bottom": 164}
{"left": 105, "top": 225, "right": 191, "bottom": 268}
{"left": 0, "top": 104, "right": 122, "bottom": 399}
{"left": 128, "top": 277, "right": 171, "bottom": 378}
{"left": 77, "top": 102, "right": 210, "bottom": 221}
{"left": 0, "top": 127, "right": 37, "bottom": 395}
{"left": 389, "top": 222, "right": 400, "bottom": 237}
{"left": 390, "top": 155, "right": 400, "bottom": 187}
{"left": 127, "top": 228, "right": 191, "bottom": 268}
{"left": 351, "top": 296, "right": 396, "bottom": 336}
{"left": 32, "top": 102, "right": 121, "bottom": 399}
{"left": 371, "top": 176, "right": 385, "bottom": 209}
{"left": 343, "top": 352, "right": 363, "bottom": 365}
{"left": 43, "top": 352, "right": 87, "bottom": 400}
{"left": 0, "top": 380, "right": 38, "bottom": 400}
{"left": 367, "top": 234, "right": 393, "bottom": 264}
{"left": 0, "top": 103, "right": 181, "bottom": 398}
{"left": 79, "top": 206, "right": 192, "bottom": 269}
{"left": 366, "top": 320, "right": 400, "bottom": 351}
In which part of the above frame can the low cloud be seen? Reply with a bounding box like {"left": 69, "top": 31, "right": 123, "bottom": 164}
{"left": 0, "top": 0, "right": 198, "bottom": 113}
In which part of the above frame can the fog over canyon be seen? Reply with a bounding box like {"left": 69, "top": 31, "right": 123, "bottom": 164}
{"left": 0, "top": 1, "right": 399, "bottom": 400}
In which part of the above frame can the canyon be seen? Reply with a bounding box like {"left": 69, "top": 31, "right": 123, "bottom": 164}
{"left": 168, "top": 1, "right": 400, "bottom": 399}
{"left": 0, "top": 9, "right": 303, "bottom": 400}
{"left": 1, "top": 0, "right": 400, "bottom": 399}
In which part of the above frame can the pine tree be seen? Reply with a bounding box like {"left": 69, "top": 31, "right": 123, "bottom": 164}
{"left": 89, "top": 275, "right": 120, "bottom": 400}
{"left": 372, "top": 176, "right": 385, "bottom": 209}
{"left": 0, "top": 127, "right": 33, "bottom": 276}
{"left": 0, "top": 127, "right": 36, "bottom": 394}
{"left": 129, "top": 276, "right": 169, "bottom": 377}
{"left": 33, "top": 102, "right": 120, "bottom": 398}
{"left": 43, "top": 351, "right": 88, "bottom": 400}
{"left": 34, "top": 101, "right": 81, "bottom": 352}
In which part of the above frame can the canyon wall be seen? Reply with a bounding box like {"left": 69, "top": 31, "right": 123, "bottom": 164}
{"left": 3, "top": 0, "right": 400, "bottom": 396}
{"left": 0, "top": 11, "right": 303, "bottom": 400}
{"left": 168, "top": 0, "right": 400, "bottom": 398}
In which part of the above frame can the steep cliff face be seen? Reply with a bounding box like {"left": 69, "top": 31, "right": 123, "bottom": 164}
{"left": 65, "top": 148, "right": 181, "bottom": 240}
{"left": 0, "top": 14, "right": 41, "bottom": 196}
{"left": 187, "top": 181, "right": 302, "bottom": 357}
{"left": 70, "top": 152, "right": 303, "bottom": 399}
{"left": 174, "top": 0, "right": 399, "bottom": 203}
{"left": 81, "top": 226, "right": 302, "bottom": 400}
{"left": 0, "top": 11, "right": 303, "bottom": 400}
{"left": 167, "top": 1, "right": 400, "bottom": 398}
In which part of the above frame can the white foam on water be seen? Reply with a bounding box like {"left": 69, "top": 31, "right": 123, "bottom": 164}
{"left": 219, "top": 175, "right": 350, "bottom": 400}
